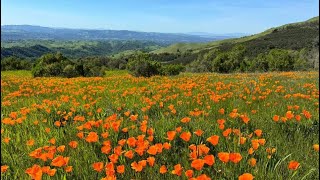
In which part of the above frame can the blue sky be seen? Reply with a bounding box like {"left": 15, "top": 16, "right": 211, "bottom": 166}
{"left": 1, "top": 0, "right": 319, "bottom": 34}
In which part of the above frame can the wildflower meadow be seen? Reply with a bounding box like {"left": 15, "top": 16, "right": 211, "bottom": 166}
{"left": 1, "top": 70, "right": 319, "bottom": 180}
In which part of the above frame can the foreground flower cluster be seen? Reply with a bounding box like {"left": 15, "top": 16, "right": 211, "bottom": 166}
{"left": 1, "top": 71, "right": 319, "bottom": 179}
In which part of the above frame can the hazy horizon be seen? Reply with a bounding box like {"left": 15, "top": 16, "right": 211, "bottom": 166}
{"left": 2, "top": 0, "right": 319, "bottom": 34}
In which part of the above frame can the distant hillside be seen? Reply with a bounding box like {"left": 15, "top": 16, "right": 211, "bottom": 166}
{"left": 1, "top": 40, "right": 164, "bottom": 59}
{"left": 153, "top": 16, "right": 319, "bottom": 55}
{"left": 1, "top": 25, "right": 225, "bottom": 43}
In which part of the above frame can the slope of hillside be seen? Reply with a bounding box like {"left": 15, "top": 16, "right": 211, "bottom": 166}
{"left": 153, "top": 16, "right": 319, "bottom": 54}
{"left": 1, "top": 40, "right": 164, "bottom": 59}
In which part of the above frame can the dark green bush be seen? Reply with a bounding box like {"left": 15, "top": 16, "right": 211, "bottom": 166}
{"left": 1, "top": 56, "right": 32, "bottom": 71}
{"left": 126, "top": 52, "right": 162, "bottom": 77}
{"left": 32, "top": 52, "right": 106, "bottom": 78}
{"left": 161, "top": 64, "right": 185, "bottom": 76}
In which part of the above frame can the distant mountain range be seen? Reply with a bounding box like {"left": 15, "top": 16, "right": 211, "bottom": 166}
{"left": 1, "top": 25, "right": 243, "bottom": 43}
{"left": 186, "top": 32, "right": 248, "bottom": 38}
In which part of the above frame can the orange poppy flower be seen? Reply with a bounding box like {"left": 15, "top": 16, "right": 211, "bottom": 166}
{"left": 108, "top": 154, "right": 119, "bottom": 163}
{"left": 25, "top": 164, "right": 42, "bottom": 180}
{"left": 204, "top": 155, "right": 215, "bottom": 166}
{"left": 176, "top": 126, "right": 182, "bottom": 132}
{"left": 229, "top": 153, "right": 242, "bottom": 163}
{"left": 194, "top": 129, "right": 204, "bottom": 136}
{"left": 130, "top": 114, "right": 138, "bottom": 121}
{"left": 47, "top": 168, "right": 57, "bottom": 176}
{"left": 138, "top": 160, "right": 147, "bottom": 167}
{"left": 65, "top": 166, "right": 73, "bottom": 173}
{"left": 105, "top": 162, "right": 115, "bottom": 176}
{"left": 313, "top": 144, "right": 319, "bottom": 151}
{"left": 222, "top": 128, "right": 232, "bottom": 137}
{"left": 248, "top": 148, "right": 254, "bottom": 155}
{"left": 254, "top": 129, "right": 262, "bottom": 137}
{"left": 185, "top": 169, "right": 194, "bottom": 178}
{"left": 206, "top": 135, "right": 219, "bottom": 146}
{"left": 116, "top": 165, "right": 125, "bottom": 174}
{"left": 286, "top": 111, "right": 294, "bottom": 119}
{"left": 26, "top": 139, "right": 35, "bottom": 146}
{"left": 147, "top": 156, "right": 155, "bottom": 166}
{"left": 57, "top": 145, "right": 65, "bottom": 153}
{"left": 273, "top": 115, "right": 279, "bottom": 122}
{"left": 124, "top": 111, "right": 130, "bottom": 117}
{"left": 258, "top": 139, "right": 266, "bottom": 145}
{"left": 159, "top": 165, "right": 167, "bottom": 174}
{"left": 238, "top": 173, "right": 254, "bottom": 180}
{"left": 195, "top": 174, "right": 211, "bottom": 180}
{"left": 180, "top": 132, "right": 192, "bottom": 142}
{"left": 85, "top": 132, "right": 99, "bottom": 143}
{"left": 69, "top": 141, "right": 78, "bottom": 149}
{"left": 1, "top": 165, "right": 9, "bottom": 173}
{"left": 181, "top": 117, "right": 191, "bottom": 123}
{"left": 118, "top": 139, "right": 126, "bottom": 146}
{"left": 218, "top": 108, "right": 225, "bottom": 114}
{"left": 171, "top": 164, "right": 183, "bottom": 176}
{"left": 131, "top": 161, "right": 143, "bottom": 172}
{"left": 77, "top": 132, "right": 84, "bottom": 139}
{"left": 101, "top": 132, "right": 109, "bottom": 139}
{"left": 218, "top": 152, "right": 229, "bottom": 163}
{"left": 288, "top": 161, "right": 300, "bottom": 170}
{"left": 92, "top": 162, "right": 104, "bottom": 172}
{"left": 167, "top": 131, "right": 176, "bottom": 141}
{"left": 251, "top": 139, "right": 260, "bottom": 150}
{"left": 49, "top": 138, "right": 56, "bottom": 145}
{"left": 240, "top": 137, "right": 247, "bottom": 145}
{"left": 241, "top": 115, "right": 250, "bottom": 124}
{"left": 163, "top": 142, "right": 171, "bottom": 150}
{"left": 303, "top": 110, "right": 312, "bottom": 119}
{"left": 147, "top": 145, "right": 158, "bottom": 155}
{"left": 45, "top": 128, "right": 51, "bottom": 133}
{"left": 248, "top": 158, "right": 256, "bottom": 167}
{"left": 124, "top": 150, "right": 134, "bottom": 159}
{"left": 54, "top": 121, "right": 61, "bottom": 127}
{"left": 191, "top": 159, "right": 205, "bottom": 170}
{"left": 51, "top": 156, "right": 70, "bottom": 167}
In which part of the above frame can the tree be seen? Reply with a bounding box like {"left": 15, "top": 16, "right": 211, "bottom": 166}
{"left": 266, "top": 49, "right": 294, "bottom": 71}
{"left": 126, "top": 52, "right": 162, "bottom": 77}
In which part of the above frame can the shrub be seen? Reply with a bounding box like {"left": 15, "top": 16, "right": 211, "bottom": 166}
{"left": 32, "top": 53, "right": 107, "bottom": 78}
{"left": 32, "top": 53, "right": 76, "bottom": 77}
{"left": 161, "top": 64, "right": 185, "bottom": 76}
{"left": 63, "top": 65, "right": 80, "bottom": 78}
{"left": 266, "top": 49, "right": 294, "bottom": 71}
{"left": 126, "top": 52, "right": 162, "bottom": 77}
{"left": 1, "top": 56, "right": 32, "bottom": 71}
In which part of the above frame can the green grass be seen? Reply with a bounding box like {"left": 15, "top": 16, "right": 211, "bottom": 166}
{"left": 1, "top": 70, "right": 32, "bottom": 78}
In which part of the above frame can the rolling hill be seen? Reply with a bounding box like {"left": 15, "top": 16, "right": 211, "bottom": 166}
{"left": 153, "top": 16, "right": 319, "bottom": 55}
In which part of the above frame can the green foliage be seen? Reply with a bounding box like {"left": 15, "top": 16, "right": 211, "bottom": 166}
{"left": 265, "top": 49, "right": 294, "bottom": 71}
{"left": 31, "top": 52, "right": 107, "bottom": 78}
{"left": 211, "top": 45, "right": 247, "bottom": 73}
{"left": 32, "top": 52, "right": 75, "bottom": 77}
{"left": 1, "top": 40, "right": 165, "bottom": 59}
{"left": 1, "top": 56, "right": 32, "bottom": 71}
{"left": 126, "top": 52, "right": 162, "bottom": 77}
{"left": 161, "top": 64, "right": 185, "bottom": 76}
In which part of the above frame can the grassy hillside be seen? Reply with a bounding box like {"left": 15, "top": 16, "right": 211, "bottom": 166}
{"left": 1, "top": 40, "right": 165, "bottom": 59}
{"left": 153, "top": 16, "right": 319, "bottom": 54}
